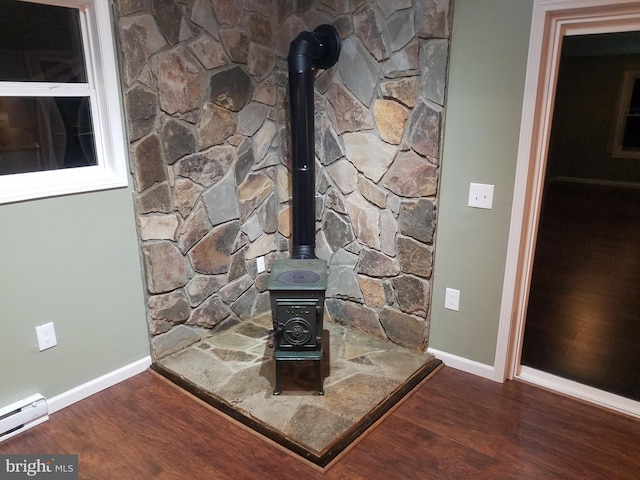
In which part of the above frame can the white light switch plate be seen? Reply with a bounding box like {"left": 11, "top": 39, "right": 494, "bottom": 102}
{"left": 468, "top": 183, "right": 494, "bottom": 209}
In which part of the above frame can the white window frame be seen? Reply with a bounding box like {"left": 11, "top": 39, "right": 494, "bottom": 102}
{"left": 612, "top": 68, "right": 640, "bottom": 159}
{"left": 0, "top": 0, "right": 128, "bottom": 204}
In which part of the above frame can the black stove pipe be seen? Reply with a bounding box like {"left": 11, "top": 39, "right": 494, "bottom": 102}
{"left": 288, "top": 25, "right": 340, "bottom": 259}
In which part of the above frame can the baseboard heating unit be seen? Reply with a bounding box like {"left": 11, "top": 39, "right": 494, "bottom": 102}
{"left": 0, "top": 394, "right": 49, "bottom": 442}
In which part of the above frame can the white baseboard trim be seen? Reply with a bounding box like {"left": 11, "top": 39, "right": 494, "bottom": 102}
{"left": 548, "top": 176, "right": 640, "bottom": 190}
{"left": 47, "top": 356, "right": 152, "bottom": 414}
{"left": 428, "top": 348, "right": 497, "bottom": 381}
{"left": 517, "top": 366, "right": 640, "bottom": 419}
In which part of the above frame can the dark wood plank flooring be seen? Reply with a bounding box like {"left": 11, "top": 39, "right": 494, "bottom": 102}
{"left": 522, "top": 182, "right": 640, "bottom": 400}
{"left": 2, "top": 367, "right": 639, "bottom": 479}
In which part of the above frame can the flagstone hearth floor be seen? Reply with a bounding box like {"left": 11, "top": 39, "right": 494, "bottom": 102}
{"left": 152, "top": 317, "right": 441, "bottom": 468}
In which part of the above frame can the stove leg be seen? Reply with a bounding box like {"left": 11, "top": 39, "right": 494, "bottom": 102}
{"left": 273, "top": 360, "right": 282, "bottom": 395}
{"left": 316, "top": 358, "right": 324, "bottom": 395}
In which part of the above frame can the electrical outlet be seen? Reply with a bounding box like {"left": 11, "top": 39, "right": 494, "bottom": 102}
{"left": 256, "top": 256, "right": 266, "bottom": 273}
{"left": 35, "top": 322, "right": 57, "bottom": 351}
{"left": 468, "top": 183, "right": 494, "bottom": 209}
{"left": 445, "top": 288, "right": 460, "bottom": 311}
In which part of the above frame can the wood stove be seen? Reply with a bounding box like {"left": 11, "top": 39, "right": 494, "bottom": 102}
{"left": 268, "top": 259, "right": 327, "bottom": 395}
{"left": 268, "top": 25, "right": 340, "bottom": 395}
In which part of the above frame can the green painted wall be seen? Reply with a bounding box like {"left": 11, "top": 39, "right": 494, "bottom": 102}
{"left": 0, "top": 188, "right": 150, "bottom": 407}
{"left": 430, "top": 0, "right": 533, "bottom": 365}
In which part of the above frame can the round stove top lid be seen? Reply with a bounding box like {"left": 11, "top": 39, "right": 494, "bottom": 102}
{"left": 275, "top": 269, "right": 321, "bottom": 286}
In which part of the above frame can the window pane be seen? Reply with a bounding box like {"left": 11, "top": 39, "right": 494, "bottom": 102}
{"left": 0, "top": 96, "right": 97, "bottom": 175}
{"left": 0, "top": 0, "right": 87, "bottom": 82}
{"left": 622, "top": 115, "right": 640, "bottom": 150}
{"left": 629, "top": 78, "right": 640, "bottom": 115}
{"left": 621, "top": 79, "right": 640, "bottom": 151}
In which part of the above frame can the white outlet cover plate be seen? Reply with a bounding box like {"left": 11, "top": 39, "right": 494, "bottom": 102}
{"left": 468, "top": 183, "right": 494, "bottom": 209}
{"left": 35, "top": 322, "right": 57, "bottom": 351}
{"left": 445, "top": 288, "right": 460, "bottom": 311}
{"left": 256, "top": 256, "right": 266, "bottom": 273}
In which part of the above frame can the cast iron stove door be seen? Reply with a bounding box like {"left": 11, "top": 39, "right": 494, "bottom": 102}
{"left": 275, "top": 299, "right": 322, "bottom": 350}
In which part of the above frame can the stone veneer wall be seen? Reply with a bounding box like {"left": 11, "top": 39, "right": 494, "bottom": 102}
{"left": 114, "top": 0, "right": 451, "bottom": 359}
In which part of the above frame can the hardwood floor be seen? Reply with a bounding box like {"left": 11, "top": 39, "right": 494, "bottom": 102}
{"left": 522, "top": 182, "right": 640, "bottom": 400}
{"left": 2, "top": 367, "right": 639, "bottom": 479}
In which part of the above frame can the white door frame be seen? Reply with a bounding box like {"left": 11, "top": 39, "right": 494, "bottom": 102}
{"left": 495, "top": 0, "right": 640, "bottom": 418}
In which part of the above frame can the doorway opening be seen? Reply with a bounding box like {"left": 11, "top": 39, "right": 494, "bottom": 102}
{"left": 499, "top": 0, "right": 640, "bottom": 418}
{"left": 521, "top": 32, "right": 640, "bottom": 402}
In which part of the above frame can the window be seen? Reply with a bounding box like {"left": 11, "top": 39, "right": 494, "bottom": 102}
{"left": 612, "top": 69, "right": 640, "bottom": 159}
{"left": 0, "top": 0, "right": 128, "bottom": 204}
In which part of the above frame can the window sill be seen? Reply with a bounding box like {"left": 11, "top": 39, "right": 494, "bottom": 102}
{"left": 0, "top": 163, "right": 129, "bottom": 204}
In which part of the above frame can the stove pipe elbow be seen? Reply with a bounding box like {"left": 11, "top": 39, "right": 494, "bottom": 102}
{"left": 288, "top": 25, "right": 340, "bottom": 260}
{"left": 288, "top": 25, "right": 341, "bottom": 73}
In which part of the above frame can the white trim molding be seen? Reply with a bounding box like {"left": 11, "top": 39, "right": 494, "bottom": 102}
{"left": 495, "top": 0, "right": 640, "bottom": 412}
{"left": 519, "top": 367, "right": 640, "bottom": 419}
{"left": 47, "top": 356, "right": 151, "bottom": 414}
{"left": 428, "top": 348, "right": 496, "bottom": 381}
